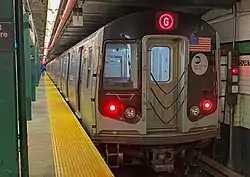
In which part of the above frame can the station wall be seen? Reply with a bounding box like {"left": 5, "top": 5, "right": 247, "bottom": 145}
{"left": 202, "top": 0, "right": 250, "bottom": 129}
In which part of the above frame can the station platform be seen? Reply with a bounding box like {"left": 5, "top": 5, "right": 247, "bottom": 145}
{"left": 27, "top": 74, "right": 114, "bottom": 177}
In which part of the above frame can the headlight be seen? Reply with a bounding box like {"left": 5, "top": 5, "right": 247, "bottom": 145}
{"left": 124, "top": 107, "right": 136, "bottom": 119}
{"left": 190, "top": 106, "right": 200, "bottom": 116}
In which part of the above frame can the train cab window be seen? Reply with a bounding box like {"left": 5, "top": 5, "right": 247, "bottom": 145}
{"left": 150, "top": 46, "right": 171, "bottom": 82}
{"left": 103, "top": 42, "right": 138, "bottom": 90}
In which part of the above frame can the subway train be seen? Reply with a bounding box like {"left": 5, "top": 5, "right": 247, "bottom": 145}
{"left": 47, "top": 10, "right": 221, "bottom": 172}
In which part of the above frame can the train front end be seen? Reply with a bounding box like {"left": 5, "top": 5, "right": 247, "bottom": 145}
{"left": 95, "top": 11, "right": 220, "bottom": 171}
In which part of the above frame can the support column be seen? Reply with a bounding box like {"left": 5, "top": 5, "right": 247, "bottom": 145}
{"left": 15, "top": 0, "right": 29, "bottom": 176}
{"left": 0, "top": 1, "right": 19, "bottom": 177}
{"left": 31, "top": 45, "right": 36, "bottom": 101}
{"left": 23, "top": 13, "right": 32, "bottom": 120}
{"left": 36, "top": 60, "right": 41, "bottom": 86}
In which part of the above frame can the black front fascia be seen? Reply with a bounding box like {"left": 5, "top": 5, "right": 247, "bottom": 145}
{"left": 103, "top": 10, "right": 216, "bottom": 41}
{"left": 102, "top": 10, "right": 218, "bottom": 121}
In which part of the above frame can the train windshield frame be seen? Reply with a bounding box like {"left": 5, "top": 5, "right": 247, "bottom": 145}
{"left": 102, "top": 40, "right": 140, "bottom": 91}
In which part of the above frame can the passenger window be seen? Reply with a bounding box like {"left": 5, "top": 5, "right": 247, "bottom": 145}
{"left": 86, "top": 47, "right": 93, "bottom": 89}
{"left": 103, "top": 42, "right": 138, "bottom": 90}
{"left": 150, "top": 46, "right": 171, "bottom": 82}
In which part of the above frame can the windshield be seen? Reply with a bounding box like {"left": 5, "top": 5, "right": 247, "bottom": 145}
{"left": 102, "top": 42, "right": 139, "bottom": 90}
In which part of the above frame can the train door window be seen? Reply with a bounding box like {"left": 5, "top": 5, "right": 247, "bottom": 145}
{"left": 86, "top": 47, "right": 93, "bottom": 89}
{"left": 150, "top": 46, "right": 171, "bottom": 82}
{"left": 103, "top": 42, "right": 139, "bottom": 90}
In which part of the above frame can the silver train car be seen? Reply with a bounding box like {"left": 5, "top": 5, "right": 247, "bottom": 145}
{"left": 47, "top": 10, "right": 221, "bottom": 172}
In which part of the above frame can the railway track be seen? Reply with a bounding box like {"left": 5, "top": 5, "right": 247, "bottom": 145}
{"left": 112, "top": 155, "right": 245, "bottom": 177}
{"left": 198, "top": 155, "right": 245, "bottom": 177}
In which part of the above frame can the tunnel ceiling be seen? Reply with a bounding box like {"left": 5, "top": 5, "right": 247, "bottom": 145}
{"left": 24, "top": 0, "right": 48, "bottom": 59}
{"left": 47, "top": 0, "right": 238, "bottom": 61}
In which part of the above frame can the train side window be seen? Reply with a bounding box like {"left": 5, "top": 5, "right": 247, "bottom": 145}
{"left": 86, "top": 47, "right": 93, "bottom": 89}
{"left": 150, "top": 46, "right": 171, "bottom": 82}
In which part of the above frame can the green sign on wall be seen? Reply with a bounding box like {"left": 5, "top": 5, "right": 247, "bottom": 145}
{"left": 237, "top": 41, "right": 250, "bottom": 54}
{"left": 221, "top": 41, "right": 250, "bottom": 55}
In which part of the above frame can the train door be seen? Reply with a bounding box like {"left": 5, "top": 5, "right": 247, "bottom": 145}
{"left": 59, "top": 58, "right": 63, "bottom": 90}
{"left": 68, "top": 50, "right": 78, "bottom": 110}
{"left": 66, "top": 52, "right": 71, "bottom": 99}
{"left": 62, "top": 56, "right": 68, "bottom": 96}
{"left": 56, "top": 58, "right": 60, "bottom": 86}
{"left": 142, "top": 35, "right": 187, "bottom": 132}
{"left": 77, "top": 46, "right": 84, "bottom": 112}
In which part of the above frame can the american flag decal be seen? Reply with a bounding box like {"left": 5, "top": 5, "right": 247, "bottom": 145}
{"left": 189, "top": 36, "right": 211, "bottom": 52}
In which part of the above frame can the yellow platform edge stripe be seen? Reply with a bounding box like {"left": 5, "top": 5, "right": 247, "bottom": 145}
{"left": 44, "top": 74, "right": 114, "bottom": 177}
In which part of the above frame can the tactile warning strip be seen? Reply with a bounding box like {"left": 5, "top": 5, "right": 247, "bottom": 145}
{"left": 44, "top": 75, "right": 114, "bottom": 177}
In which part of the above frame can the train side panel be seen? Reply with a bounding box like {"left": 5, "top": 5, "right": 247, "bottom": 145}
{"left": 78, "top": 29, "right": 104, "bottom": 134}
{"left": 54, "top": 58, "right": 59, "bottom": 86}
{"left": 67, "top": 49, "right": 79, "bottom": 112}
{"left": 52, "top": 59, "right": 56, "bottom": 83}
{"left": 46, "top": 60, "right": 52, "bottom": 78}
{"left": 61, "top": 54, "right": 70, "bottom": 98}
{"left": 58, "top": 55, "right": 64, "bottom": 91}
{"left": 61, "top": 28, "right": 104, "bottom": 134}
{"left": 58, "top": 57, "right": 63, "bottom": 91}
{"left": 51, "top": 59, "right": 57, "bottom": 82}
{"left": 55, "top": 57, "right": 62, "bottom": 88}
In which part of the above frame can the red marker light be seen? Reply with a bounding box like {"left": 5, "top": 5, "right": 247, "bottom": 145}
{"left": 158, "top": 13, "right": 174, "bottom": 30}
{"left": 201, "top": 99, "right": 213, "bottom": 111}
{"left": 232, "top": 67, "right": 238, "bottom": 75}
{"left": 106, "top": 101, "right": 120, "bottom": 117}
{"left": 109, "top": 105, "right": 116, "bottom": 111}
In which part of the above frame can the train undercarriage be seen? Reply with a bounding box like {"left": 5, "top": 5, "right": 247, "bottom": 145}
{"left": 96, "top": 139, "right": 211, "bottom": 174}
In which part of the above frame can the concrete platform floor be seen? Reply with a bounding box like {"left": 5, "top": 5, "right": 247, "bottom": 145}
{"left": 27, "top": 76, "right": 55, "bottom": 177}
